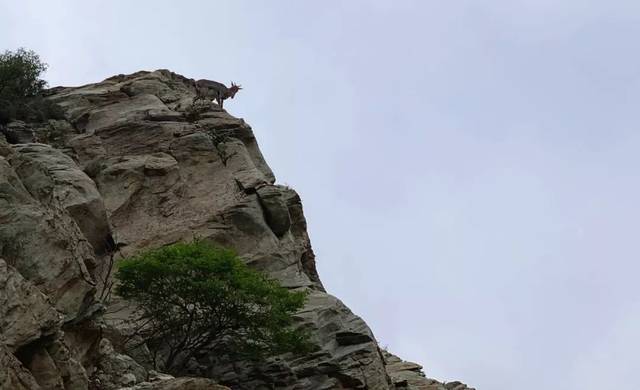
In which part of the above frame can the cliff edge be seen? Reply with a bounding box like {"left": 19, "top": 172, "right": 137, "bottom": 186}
{"left": 0, "top": 70, "right": 474, "bottom": 390}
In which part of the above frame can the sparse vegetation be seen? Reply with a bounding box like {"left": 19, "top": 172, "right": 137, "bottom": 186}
{"left": 115, "top": 240, "right": 313, "bottom": 373}
{"left": 0, "top": 48, "right": 63, "bottom": 125}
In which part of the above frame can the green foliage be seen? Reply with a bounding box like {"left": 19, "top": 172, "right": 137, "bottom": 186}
{"left": 0, "top": 48, "right": 62, "bottom": 125}
{"left": 0, "top": 48, "right": 47, "bottom": 98}
{"left": 0, "top": 95, "right": 64, "bottom": 125}
{"left": 115, "top": 240, "right": 313, "bottom": 373}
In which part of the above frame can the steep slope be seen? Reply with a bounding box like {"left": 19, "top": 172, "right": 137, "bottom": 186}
{"left": 0, "top": 70, "right": 474, "bottom": 390}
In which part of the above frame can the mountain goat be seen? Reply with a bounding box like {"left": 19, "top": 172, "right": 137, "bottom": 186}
{"left": 194, "top": 80, "right": 242, "bottom": 109}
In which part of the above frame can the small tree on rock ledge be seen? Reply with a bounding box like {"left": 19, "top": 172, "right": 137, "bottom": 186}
{"left": 0, "top": 48, "right": 63, "bottom": 126}
{"left": 115, "top": 240, "right": 313, "bottom": 373}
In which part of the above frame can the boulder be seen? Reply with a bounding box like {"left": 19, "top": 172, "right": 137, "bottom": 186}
{"left": 256, "top": 185, "right": 291, "bottom": 237}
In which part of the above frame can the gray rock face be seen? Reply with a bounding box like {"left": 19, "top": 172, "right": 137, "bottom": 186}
{"left": 2, "top": 121, "right": 37, "bottom": 144}
{"left": 10, "top": 143, "right": 111, "bottom": 254}
{"left": 256, "top": 185, "right": 292, "bottom": 237}
{"left": 0, "top": 344, "right": 42, "bottom": 390}
{"left": 0, "top": 136, "right": 11, "bottom": 157}
{"left": 0, "top": 259, "right": 61, "bottom": 352}
{"left": 0, "top": 155, "right": 95, "bottom": 319}
{"left": 90, "top": 339, "right": 147, "bottom": 390}
{"left": 0, "top": 69, "right": 473, "bottom": 390}
{"left": 0, "top": 261, "right": 88, "bottom": 390}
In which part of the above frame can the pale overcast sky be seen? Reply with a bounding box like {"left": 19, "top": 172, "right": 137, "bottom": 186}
{"left": 2, "top": 1, "right": 639, "bottom": 389}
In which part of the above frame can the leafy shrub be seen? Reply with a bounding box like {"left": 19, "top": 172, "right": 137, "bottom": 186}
{"left": 0, "top": 95, "right": 64, "bottom": 125}
{"left": 0, "top": 48, "right": 62, "bottom": 125}
{"left": 115, "top": 240, "right": 313, "bottom": 373}
{"left": 0, "top": 48, "right": 47, "bottom": 98}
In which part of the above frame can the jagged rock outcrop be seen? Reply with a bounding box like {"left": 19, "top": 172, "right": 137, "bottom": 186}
{"left": 382, "top": 352, "right": 474, "bottom": 390}
{"left": 0, "top": 70, "right": 472, "bottom": 389}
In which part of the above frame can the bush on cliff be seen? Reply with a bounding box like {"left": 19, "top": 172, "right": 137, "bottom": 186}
{"left": 115, "top": 240, "right": 313, "bottom": 373}
{"left": 0, "top": 48, "right": 62, "bottom": 125}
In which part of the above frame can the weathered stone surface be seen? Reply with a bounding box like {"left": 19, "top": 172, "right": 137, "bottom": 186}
{"left": 383, "top": 351, "right": 475, "bottom": 390}
{"left": 89, "top": 339, "right": 147, "bottom": 390}
{"left": 0, "top": 119, "right": 76, "bottom": 148}
{"left": 0, "top": 131, "right": 14, "bottom": 156}
{"left": 0, "top": 258, "right": 61, "bottom": 352}
{"left": 290, "top": 291, "right": 389, "bottom": 389}
{"left": 3, "top": 121, "right": 36, "bottom": 143}
{"left": 34, "top": 119, "right": 76, "bottom": 148}
{"left": 0, "top": 344, "right": 42, "bottom": 390}
{"left": 85, "top": 94, "right": 182, "bottom": 134}
{"left": 24, "top": 347, "right": 66, "bottom": 389}
{"left": 384, "top": 350, "right": 435, "bottom": 390}
{"left": 51, "top": 70, "right": 392, "bottom": 389}
{"left": 47, "top": 338, "right": 90, "bottom": 390}
{"left": 0, "top": 157, "right": 95, "bottom": 319}
{"left": 10, "top": 143, "right": 111, "bottom": 254}
{"left": 256, "top": 184, "right": 291, "bottom": 237}
{"left": 284, "top": 188, "right": 324, "bottom": 291}
{"left": 0, "top": 69, "right": 473, "bottom": 390}
{"left": 443, "top": 381, "right": 475, "bottom": 390}
{"left": 219, "top": 138, "right": 271, "bottom": 190}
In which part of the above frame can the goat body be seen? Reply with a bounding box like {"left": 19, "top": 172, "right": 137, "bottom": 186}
{"left": 194, "top": 79, "right": 241, "bottom": 109}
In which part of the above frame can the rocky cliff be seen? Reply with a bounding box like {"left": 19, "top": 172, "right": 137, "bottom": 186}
{"left": 0, "top": 70, "right": 474, "bottom": 390}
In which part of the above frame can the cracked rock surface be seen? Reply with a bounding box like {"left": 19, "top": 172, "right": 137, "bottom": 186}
{"left": 0, "top": 70, "right": 472, "bottom": 389}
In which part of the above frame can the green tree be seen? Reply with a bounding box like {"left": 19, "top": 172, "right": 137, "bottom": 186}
{"left": 0, "top": 48, "right": 61, "bottom": 125}
{"left": 0, "top": 48, "right": 48, "bottom": 98}
{"left": 115, "top": 240, "right": 313, "bottom": 373}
